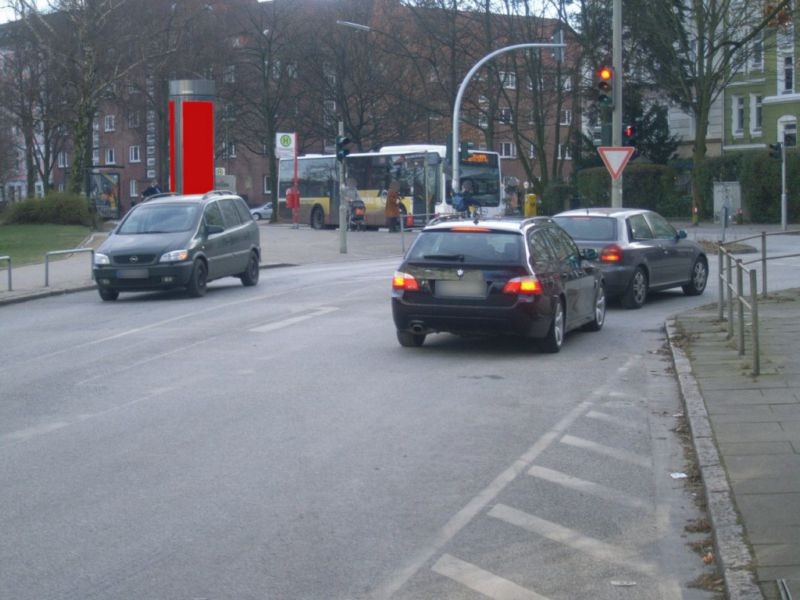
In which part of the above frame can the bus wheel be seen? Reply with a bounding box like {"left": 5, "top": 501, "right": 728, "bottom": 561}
{"left": 310, "top": 206, "right": 324, "bottom": 230}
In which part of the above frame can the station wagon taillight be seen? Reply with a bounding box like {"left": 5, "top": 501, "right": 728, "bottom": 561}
{"left": 600, "top": 244, "right": 623, "bottom": 263}
{"left": 392, "top": 271, "right": 420, "bottom": 291}
{"left": 502, "top": 276, "right": 542, "bottom": 295}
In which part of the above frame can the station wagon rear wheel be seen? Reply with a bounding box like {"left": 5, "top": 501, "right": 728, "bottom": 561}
{"left": 539, "top": 298, "right": 564, "bottom": 353}
{"left": 682, "top": 258, "right": 708, "bottom": 296}
{"left": 622, "top": 267, "right": 647, "bottom": 309}
{"left": 397, "top": 330, "right": 425, "bottom": 347}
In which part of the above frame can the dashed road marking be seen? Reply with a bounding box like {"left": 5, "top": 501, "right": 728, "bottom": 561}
{"left": 432, "top": 554, "right": 551, "bottom": 600}
{"left": 488, "top": 504, "right": 658, "bottom": 575}
{"left": 249, "top": 306, "right": 339, "bottom": 333}
{"left": 560, "top": 434, "right": 652, "bottom": 469}
{"left": 586, "top": 409, "right": 642, "bottom": 430}
{"left": 527, "top": 465, "right": 650, "bottom": 510}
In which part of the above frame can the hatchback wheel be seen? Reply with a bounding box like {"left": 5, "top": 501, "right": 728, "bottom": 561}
{"left": 583, "top": 283, "right": 606, "bottom": 332}
{"left": 186, "top": 260, "right": 208, "bottom": 297}
{"left": 682, "top": 258, "right": 708, "bottom": 296}
{"left": 98, "top": 288, "right": 119, "bottom": 301}
{"left": 397, "top": 330, "right": 425, "bottom": 348}
{"left": 539, "top": 298, "right": 564, "bottom": 353}
{"left": 622, "top": 267, "right": 647, "bottom": 309}
{"left": 240, "top": 251, "right": 260, "bottom": 287}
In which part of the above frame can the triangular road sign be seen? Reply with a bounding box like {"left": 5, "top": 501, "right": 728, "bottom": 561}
{"left": 597, "top": 146, "right": 635, "bottom": 180}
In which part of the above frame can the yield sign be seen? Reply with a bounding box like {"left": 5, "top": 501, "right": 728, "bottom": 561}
{"left": 597, "top": 146, "right": 635, "bottom": 180}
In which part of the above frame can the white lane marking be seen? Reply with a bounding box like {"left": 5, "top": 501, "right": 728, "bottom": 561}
{"left": 527, "top": 465, "right": 650, "bottom": 510}
{"left": 1, "top": 421, "right": 70, "bottom": 444}
{"left": 586, "top": 409, "right": 642, "bottom": 430}
{"left": 488, "top": 504, "right": 658, "bottom": 576}
{"left": 249, "top": 306, "right": 339, "bottom": 333}
{"left": 560, "top": 434, "right": 652, "bottom": 469}
{"left": 370, "top": 356, "right": 640, "bottom": 600}
{"left": 432, "top": 554, "right": 551, "bottom": 600}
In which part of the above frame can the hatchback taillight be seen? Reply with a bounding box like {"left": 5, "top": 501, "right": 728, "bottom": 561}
{"left": 392, "top": 271, "right": 420, "bottom": 291}
{"left": 502, "top": 276, "right": 542, "bottom": 295}
{"left": 600, "top": 244, "right": 623, "bottom": 263}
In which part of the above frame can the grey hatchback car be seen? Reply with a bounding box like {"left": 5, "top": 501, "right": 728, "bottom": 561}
{"left": 93, "top": 191, "right": 261, "bottom": 300}
{"left": 553, "top": 207, "right": 708, "bottom": 309}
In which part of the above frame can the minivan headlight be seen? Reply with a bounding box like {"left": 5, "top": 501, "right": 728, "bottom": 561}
{"left": 94, "top": 253, "right": 110, "bottom": 266}
{"left": 160, "top": 249, "right": 190, "bottom": 263}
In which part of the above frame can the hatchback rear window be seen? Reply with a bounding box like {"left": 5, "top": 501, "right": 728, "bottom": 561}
{"left": 119, "top": 204, "right": 200, "bottom": 234}
{"left": 407, "top": 231, "right": 523, "bottom": 263}
{"left": 553, "top": 216, "right": 616, "bottom": 241}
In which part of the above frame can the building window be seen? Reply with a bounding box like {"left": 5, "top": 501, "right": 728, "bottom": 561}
{"left": 497, "top": 107, "right": 513, "bottom": 124}
{"left": 130, "top": 179, "right": 137, "bottom": 197}
{"left": 751, "top": 95, "right": 762, "bottom": 134}
{"left": 783, "top": 56, "right": 794, "bottom": 94}
{"left": 104, "top": 115, "right": 115, "bottom": 132}
{"left": 560, "top": 75, "right": 572, "bottom": 91}
{"left": 558, "top": 144, "right": 572, "bottom": 160}
{"left": 263, "top": 175, "right": 270, "bottom": 193}
{"left": 223, "top": 65, "right": 236, "bottom": 83}
{"left": 57, "top": 151, "right": 68, "bottom": 168}
{"left": 499, "top": 71, "right": 516, "bottom": 90}
{"left": 106, "top": 148, "right": 116, "bottom": 165}
{"left": 750, "top": 33, "right": 763, "bottom": 70}
{"left": 560, "top": 109, "right": 572, "bottom": 126}
{"left": 733, "top": 96, "right": 744, "bottom": 134}
{"left": 223, "top": 142, "right": 236, "bottom": 159}
{"left": 529, "top": 144, "right": 537, "bottom": 159}
{"left": 92, "top": 148, "right": 99, "bottom": 165}
{"left": 127, "top": 111, "right": 140, "bottom": 128}
{"left": 129, "top": 145, "right": 141, "bottom": 163}
{"left": 499, "top": 142, "right": 516, "bottom": 158}
{"left": 478, "top": 113, "right": 488, "bottom": 129}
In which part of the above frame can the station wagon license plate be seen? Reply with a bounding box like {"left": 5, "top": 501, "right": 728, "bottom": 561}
{"left": 435, "top": 279, "right": 486, "bottom": 298}
{"left": 117, "top": 268, "right": 149, "bottom": 279}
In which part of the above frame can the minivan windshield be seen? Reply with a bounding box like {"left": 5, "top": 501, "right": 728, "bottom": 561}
{"left": 118, "top": 204, "right": 200, "bottom": 234}
{"left": 408, "top": 230, "right": 523, "bottom": 263}
{"left": 553, "top": 216, "right": 616, "bottom": 241}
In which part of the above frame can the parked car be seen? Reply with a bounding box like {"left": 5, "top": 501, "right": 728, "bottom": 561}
{"left": 93, "top": 191, "right": 261, "bottom": 301}
{"left": 250, "top": 202, "right": 273, "bottom": 220}
{"left": 553, "top": 207, "right": 708, "bottom": 309}
{"left": 391, "top": 216, "right": 606, "bottom": 352}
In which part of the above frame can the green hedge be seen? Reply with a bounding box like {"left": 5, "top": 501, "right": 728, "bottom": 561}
{"left": 694, "top": 149, "right": 799, "bottom": 223}
{"left": 7, "top": 193, "right": 92, "bottom": 226}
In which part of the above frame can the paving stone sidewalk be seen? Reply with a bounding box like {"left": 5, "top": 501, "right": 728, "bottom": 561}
{"left": 670, "top": 290, "right": 800, "bottom": 600}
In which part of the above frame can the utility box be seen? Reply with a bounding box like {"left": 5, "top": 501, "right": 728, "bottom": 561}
{"left": 713, "top": 182, "right": 741, "bottom": 223}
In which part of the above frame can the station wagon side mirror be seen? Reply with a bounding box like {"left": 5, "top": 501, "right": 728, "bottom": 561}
{"left": 581, "top": 248, "right": 598, "bottom": 261}
{"left": 206, "top": 224, "right": 224, "bottom": 236}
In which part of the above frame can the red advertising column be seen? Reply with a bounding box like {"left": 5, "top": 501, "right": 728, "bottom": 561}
{"left": 168, "top": 80, "right": 215, "bottom": 194}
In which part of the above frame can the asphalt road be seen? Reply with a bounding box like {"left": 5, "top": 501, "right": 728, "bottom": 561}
{"left": 0, "top": 249, "right": 796, "bottom": 600}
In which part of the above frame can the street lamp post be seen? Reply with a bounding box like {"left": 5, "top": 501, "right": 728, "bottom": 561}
{"left": 451, "top": 43, "right": 565, "bottom": 195}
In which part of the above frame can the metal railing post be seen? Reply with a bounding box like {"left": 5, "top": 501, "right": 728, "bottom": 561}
{"left": 0, "top": 256, "right": 11, "bottom": 291}
{"left": 717, "top": 249, "right": 724, "bottom": 320}
{"left": 44, "top": 248, "right": 95, "bottom": 287}
{"left": 727, "top": 253, "right": 734, "bottom": 338}
{"left": 761, "top": 231, "right": 768, "bottom": 298}
{"left": 750, "top": 269, "right": 760, "bottom": 376}
{"left": 736, "top": 260, "right": 745, "bottom": 355}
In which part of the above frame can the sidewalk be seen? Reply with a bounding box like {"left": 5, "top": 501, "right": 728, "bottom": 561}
{"left": 669, "top": 292, "right": 800, "bottom": 600}
{"left": 1, "top": 219, "right": 798, "bottom": 599}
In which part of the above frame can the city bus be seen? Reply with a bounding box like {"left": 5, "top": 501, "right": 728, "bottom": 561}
{"left": 277, "top": 144, "right": 503, "bottom": 229}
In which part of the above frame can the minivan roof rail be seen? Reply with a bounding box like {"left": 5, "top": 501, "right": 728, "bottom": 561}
{"left": 142, "top": 192, "right": 177, "bottom": 202}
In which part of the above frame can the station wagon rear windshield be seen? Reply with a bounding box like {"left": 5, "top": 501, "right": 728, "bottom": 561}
{"left": 119, "top": 204, "right": 200, "bottom": 234}
{"left": 553, "top": 216, "right": 616, "bottom": 241}
{"left": 407, "top": 230, "right": 523, "bottom": 263}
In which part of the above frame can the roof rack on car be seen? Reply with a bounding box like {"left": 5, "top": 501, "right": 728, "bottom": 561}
{"left": 142, "top": 192, "right": 178, "bottom": 202}
{"left": 201, "top": 190, "right": 236, "bottom": 199}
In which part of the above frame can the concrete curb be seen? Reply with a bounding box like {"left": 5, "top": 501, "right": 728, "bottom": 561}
{"left": 666, "top": 318, "right": 764, "bottom": 600}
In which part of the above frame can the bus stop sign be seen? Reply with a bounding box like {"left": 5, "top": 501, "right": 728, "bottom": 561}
{"left": 598, "top": 146, "right": 634, "bottom": 180}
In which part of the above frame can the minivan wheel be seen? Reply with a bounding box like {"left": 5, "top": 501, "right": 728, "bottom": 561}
{"left": 397, "top": 330, "right": 425, "bottom": 347}
{"left": 240, "top": 251, "right": 260, "bottom": 287}
{"left": 539, "top": 298, "right": 564, "bottom": 353}
{"left": 186, "top": 260, "right": 208, "bottom": 297}
{"left": 622, "top": 267, "right": 647, "bottom": 309}
{"left": 310, "top": 206, "right": 324, "bottom": 230}
{"left": 98, "top": 288, "right": 119, "bottom": 301}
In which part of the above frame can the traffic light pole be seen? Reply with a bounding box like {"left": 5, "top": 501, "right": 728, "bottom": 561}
{"left": 781, "top": 146, "right": 787, "bottom": 231}
{"left": 611, "top": 0, "right": 623, "bottom": 208}
{"left": 338, "top": 121, "right": 347, "bottom": 253}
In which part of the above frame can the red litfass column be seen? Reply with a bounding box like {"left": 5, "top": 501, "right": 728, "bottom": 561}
{"left": 168, "top": 80, "right": 215, "bottom": 194}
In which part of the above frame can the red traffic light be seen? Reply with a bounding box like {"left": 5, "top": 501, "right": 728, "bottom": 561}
{"left": 624, "top": 125, "right": 635, "bottom": 138}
